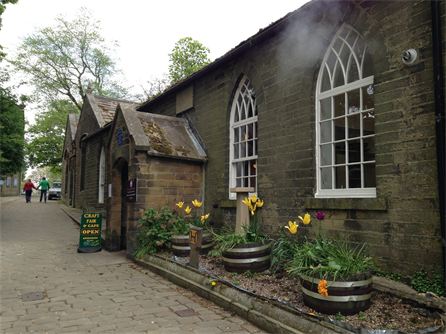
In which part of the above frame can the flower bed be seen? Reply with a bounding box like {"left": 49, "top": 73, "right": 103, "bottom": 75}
{"left": 158, "top": 251, "right": 443, "bottom": 333}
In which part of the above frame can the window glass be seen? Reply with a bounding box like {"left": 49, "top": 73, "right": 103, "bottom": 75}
{"left": 320, "top": 121, "right": 332, "bottom": 143}
{"left": 230, "top": 78, "right": 258, "bottom": 197}
{"left": 348, "top": 139, "right": 361, "bottom": 163}
{"left": 348, "top": 114, "right": 361, "bottom": 138}
{"left": 320, "top": 144, "right": 332, "bottom": 166}
{"left": 316, "top": 24, "right": 375, "bottom": 196}
{"left": 334, "top": 117, "right": 345, "bottom": 141}
{"left": 335, "top": 166, "right": 346, "bottom": 188}
{"left": 320, "top": 98, "right": 331, "bottom": 120}
{"left": 334, "top": 94, "right": 345, "bottom": 117}
{"left": 321, "top": 167, "right": 332, "bottom": 189}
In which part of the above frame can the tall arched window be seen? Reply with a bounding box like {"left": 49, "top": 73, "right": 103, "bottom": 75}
{"left": 80, "top": 135, "right": 87, "bottom": 191}
{"left": 98, "top": 147, "right": 105, "bottom": 204}
{"left": 229, "top": 77, "right": 258, "bottom": 199}
{"left": 316, "top": 24, "right": 375, "bottom": 198}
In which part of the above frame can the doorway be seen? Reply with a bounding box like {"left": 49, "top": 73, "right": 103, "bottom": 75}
{"left": 110, "top": 158, "right": 129, "bottom": 251}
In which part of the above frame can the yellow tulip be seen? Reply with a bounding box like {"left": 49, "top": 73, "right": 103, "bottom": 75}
{"left": 256, "top": 199, "right": 264, "bottom": 208}
{"left": 192, "top": 199, "right": 203, "bottom": 208}
{"left": 242, "top": 197, "right": 251, "bottom": 207}
{"left": 249, "top": 194, "right": 258, "bottom": 205}
{"left": 285, "top": 221, "right": 298, "bottom": 234}
{"left": 175, "top": 201, "right": 184, "bottom": 208}
{"left": 298, "top": 213, "right": 311, "bottom": 225}
{"left": 200, "top": 213, "right": 210, "bottom": 223}
{"left": 184, "top": 206, "right": 192, "bottom": 215}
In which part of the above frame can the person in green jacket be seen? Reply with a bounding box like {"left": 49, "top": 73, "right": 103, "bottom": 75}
{"left": 38, "top": 177, "right": 50, "bottom": 203}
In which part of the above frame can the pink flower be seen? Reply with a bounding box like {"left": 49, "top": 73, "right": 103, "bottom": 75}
{"left": 316, "top": 211, "right": 326, "bottom": 221}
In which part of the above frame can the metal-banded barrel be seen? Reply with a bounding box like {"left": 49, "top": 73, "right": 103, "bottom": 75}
{"left": 300, "top": 274, "right": 372, "bottom": 315}
{"left": 171, "top": 233, "right": 213, "bottom": 257}
{"left": 222, "top": 242, "right": 272, "bottom": 273}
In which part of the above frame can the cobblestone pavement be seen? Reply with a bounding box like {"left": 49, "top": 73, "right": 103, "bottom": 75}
{"left": 0, "top": 196, "right": 266, "bottom": 333}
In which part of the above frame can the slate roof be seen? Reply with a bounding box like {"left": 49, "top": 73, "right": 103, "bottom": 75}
{"left": 87, "top": 94, "right": 139, "bottom": 127}
{"left": 119, "top": 104, "right": 206, "bottom": 162}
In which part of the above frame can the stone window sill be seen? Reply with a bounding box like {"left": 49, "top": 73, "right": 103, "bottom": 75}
{"left": 304, "top": 197, "right": 388, "bottom": 211}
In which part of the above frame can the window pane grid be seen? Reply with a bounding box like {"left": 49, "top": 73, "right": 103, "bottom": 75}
{"left": 317, "top": 24, "right": 375, "bottom": 195}
{"left": 230, "top": 78, "right": 258, "bottom": 195}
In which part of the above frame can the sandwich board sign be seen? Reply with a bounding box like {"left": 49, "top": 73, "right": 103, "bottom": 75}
{"left": 78, "top": 212, "right": 102, "bottom": 253}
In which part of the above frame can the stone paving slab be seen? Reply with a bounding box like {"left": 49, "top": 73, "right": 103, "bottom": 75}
{"left": 0, "top": 197, "right": 266, "bottom": 333}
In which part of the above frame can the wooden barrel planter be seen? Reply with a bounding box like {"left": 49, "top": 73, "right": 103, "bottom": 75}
{"left": 222, "top": 242, "right": 272, "bottom": 273}
{"left": 300, "top": 274, "right": 372, "bottom": 315}
{"left": 171, "top": 233, "right": 213, "bottom": 257}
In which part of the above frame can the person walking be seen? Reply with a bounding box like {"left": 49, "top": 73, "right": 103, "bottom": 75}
{"left": 23, "top": 179, "right": 37, "bottom": 203}
{"left": 37, "top": 177, "right": 50, "bottom": 203}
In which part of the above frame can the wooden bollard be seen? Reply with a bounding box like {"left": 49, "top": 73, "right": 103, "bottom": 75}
{"left": 189, "top": 226, "right": 203, "bottom": 269}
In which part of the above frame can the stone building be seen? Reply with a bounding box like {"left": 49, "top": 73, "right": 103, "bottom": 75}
{"left": 63, "top": 0, "right": 445, "bottom": 276}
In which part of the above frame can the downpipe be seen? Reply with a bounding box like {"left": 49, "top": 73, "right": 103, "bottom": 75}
{"left": 431, "top": 0, "right": 446, "bottom": 291}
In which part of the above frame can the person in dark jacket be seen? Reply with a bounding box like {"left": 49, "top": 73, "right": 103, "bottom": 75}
{"left": 23, "top": 179, "right": 37, "bottom": 203}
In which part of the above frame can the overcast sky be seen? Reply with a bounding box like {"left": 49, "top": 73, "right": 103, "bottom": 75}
{"left": 1, "top": 0, "right": 309, "bottom": 121}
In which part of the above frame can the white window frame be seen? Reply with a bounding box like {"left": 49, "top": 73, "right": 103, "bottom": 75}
{"left": 98, "top": 147, "right": 105, "bottom": 204}
{"left": 315, "top": 24, "right": 376, "bottom": 198}
{"left": 229, "top": 77, "right": 258, "bottom": 200}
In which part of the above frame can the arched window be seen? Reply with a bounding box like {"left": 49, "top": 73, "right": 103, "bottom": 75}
{"left": 98, "top": 147, "right": 105, "bottom": 204}
{"left": 229, "top": 77, "right": 258, "bottom": 199}
{"left": 80, "top": 134, "right": 88, "bottom": 191}
{"left": 316, "top": 24, "right": 375, "bottom": 198}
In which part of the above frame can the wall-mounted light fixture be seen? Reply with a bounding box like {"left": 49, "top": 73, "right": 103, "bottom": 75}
{"left": 401, "top": 48, "right": 418, "bottom": 65}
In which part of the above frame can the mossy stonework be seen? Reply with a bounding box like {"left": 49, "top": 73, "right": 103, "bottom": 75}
{"left": 63, "top": 0, "right": 445, "bottom": 274}
{"left": 137, "top": 1, "right": 445, "bottom": 274}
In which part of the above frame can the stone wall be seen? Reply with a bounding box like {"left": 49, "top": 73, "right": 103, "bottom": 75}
{"left": 73, "top": 97, "right": 103, "bottom": 211}
{"left": 138, "top": 0, "right": 443, "bottom": 274}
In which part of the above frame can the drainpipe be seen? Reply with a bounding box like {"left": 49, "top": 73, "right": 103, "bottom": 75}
{"left": 431, "top": 0, "right": 446, "bottom": 291}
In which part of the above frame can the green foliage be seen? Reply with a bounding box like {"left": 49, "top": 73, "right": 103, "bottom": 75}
{"left": 286, "top": 239, "right": 374, "bottom": 281}
{"left": 171, "top": 214, "right": 189, "bottom": 235}
{"left": 11, "top": 8, "right": 127, "bottom": 110}
{"left": 271, "top": 233, "right": 300, "bottom": 273}
{"left": 0, "top": 83, "right": 25, "bottom": 176}
{"left": 134, "top": 207, "right": 175, "bottom": 258}
{"left": 373, "top": 269, "right": 404, "bottom": 283}
{"left": 209, "top": 225, "right": 267, "bottom": 257}
{"left": 168, "top": 37, "right": 210, "bottom": 83}
{"left": 0, "top": 0, "right": 18, "bottom": 32}
{"left": 26, "top": 99, "right": 78, "bottom": 172}
{"left": 208, "top": 228, "right": 248, "bottom": 257}
{"left": 410, "top": 270, "right": 444, "bottom": 296}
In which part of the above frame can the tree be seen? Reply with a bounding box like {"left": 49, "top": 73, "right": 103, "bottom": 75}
{"left": 0, "top": 0, "right": 19, "bottom": 60}
{"left": 0, "top": 77, "right": 25, "bottom": 176}
{"left": 140, "top": 75, "right": 169, "bottom": 101}
{"left": 11, "top": 8, "right": 127, "bottom": 111}
{"left": 0, "top": 0, "right": 18, "bottom": 28}
{"left": 168, "top": 37, "right": 211, "bottom": 83}
{"left": 26, "top": 100, "right": 78, "bottom": 173}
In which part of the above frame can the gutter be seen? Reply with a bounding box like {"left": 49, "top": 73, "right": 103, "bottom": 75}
{"left": 431, "top": 0, "right": 446, "bottom": 290}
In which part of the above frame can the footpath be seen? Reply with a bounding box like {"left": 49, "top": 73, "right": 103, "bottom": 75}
{"left": 0, "top": 196, "right": 265, "bottom": 333}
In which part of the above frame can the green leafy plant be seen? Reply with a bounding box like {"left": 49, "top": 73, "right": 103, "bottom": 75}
{"left": 286, "top": 238, "right": 374, "bottom": 281}
{"left": 210, "top": 195, "right": 268, "bottom": 256}
{"left": 410, "top": 270, "right": 444, "bottom": 296}
{"left": 135, "top": 207, "right": 174, "bottom": 258}
{"left": 208, "top": 229, "right": 247, "bottom": 257}
{"left": 271, "top": 233, "right": 300, "bottom": 273}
